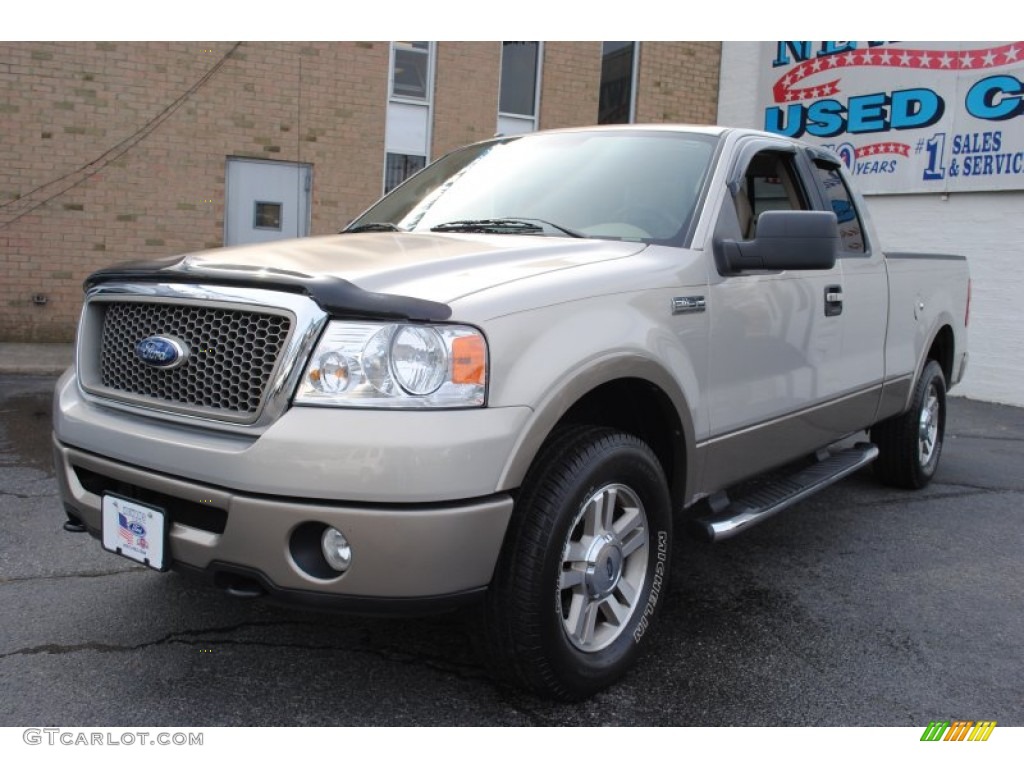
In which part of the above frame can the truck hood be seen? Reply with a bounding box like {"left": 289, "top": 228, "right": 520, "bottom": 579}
{"left": 86, "top": 233, "right": 646, "bottom": 320}
{"left": 180, "top": 233, "right": 645, "bottom": 301}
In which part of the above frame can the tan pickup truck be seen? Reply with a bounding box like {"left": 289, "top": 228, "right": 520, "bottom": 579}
{"left": 53, "top": 125, "right": 970, "bottom": 699}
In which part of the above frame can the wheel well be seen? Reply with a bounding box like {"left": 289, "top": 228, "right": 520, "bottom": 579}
{"left": 927, "top": 325, "right": 955, "bottom": 383}
{"left": 556, "top": 378, "right": 686, "bottom": 508}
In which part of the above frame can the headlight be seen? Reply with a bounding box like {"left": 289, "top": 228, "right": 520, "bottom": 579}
{"left": 294, "top": 321, "right": 487, "bottom": 408}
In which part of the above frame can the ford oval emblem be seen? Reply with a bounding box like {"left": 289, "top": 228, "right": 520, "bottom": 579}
{"left": 134, "top": 336, "right": 189, "bottom": 369}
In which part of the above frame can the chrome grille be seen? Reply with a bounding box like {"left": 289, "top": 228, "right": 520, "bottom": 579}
{"left": 98, "top": 301, "right": 292, "bottom": 417}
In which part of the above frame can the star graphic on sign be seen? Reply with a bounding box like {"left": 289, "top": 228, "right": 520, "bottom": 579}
{"left": 828, "top": 56, "right": 841, "bottom": 67}
{"left": 861, "top": 52, "right": 875, "bottom": 65}
{"left": 811, "top": 58, "right": 823, "bottom": 72}
{"left": 918, "top": 53, "right": 933, "bottom": 68}
{"left": 982, "top": 50, "right": 997, "bottom": 66}
{"left": 960, "top": 53, "right": 974, "bottom": 68}
{"left": 843, "top": 51, "right": 858, "bottom": 66}
{"left": 938, "top": 53, "right": 953, "bottom": 68}
{"left": 1006, "top": 45, "right": 1020, "bottom": 62}
{"left": 899, "top": 52, "right": 912, "bottom": 66}
{"left": 879, "top": 52, "right": 893, "bottom": 65}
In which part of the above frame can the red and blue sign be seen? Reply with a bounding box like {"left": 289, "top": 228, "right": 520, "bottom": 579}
{"left": 759, "top": 42, "right": 1024, "bottom": 193}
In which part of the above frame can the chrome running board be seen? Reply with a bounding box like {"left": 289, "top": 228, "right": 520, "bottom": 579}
{"left": 693, "top": 443, "right": 879, "bottom": 542}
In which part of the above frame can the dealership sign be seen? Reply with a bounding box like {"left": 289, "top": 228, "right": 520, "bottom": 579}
{"left": 760, "top": 41, "right": 1024, "bottom": 193}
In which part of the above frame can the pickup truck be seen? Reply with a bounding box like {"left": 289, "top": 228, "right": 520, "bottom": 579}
{"left": 53, "top": 125, "right": 970, "bottom": 700}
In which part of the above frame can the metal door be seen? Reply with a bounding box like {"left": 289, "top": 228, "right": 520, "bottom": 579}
{"left": 700, "top": 145, "right": 848, "bottom": 490}
{"left": 225, "top": 158, "right": 312, "bottom": 246}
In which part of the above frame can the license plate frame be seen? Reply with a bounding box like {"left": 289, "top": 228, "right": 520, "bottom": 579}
{"left": 101, "top": 493, "right": 169, "bottom": 571}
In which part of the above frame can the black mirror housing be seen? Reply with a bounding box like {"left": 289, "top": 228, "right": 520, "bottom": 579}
{"left": 717, "top": 210, "right": 838, "bottom": 273}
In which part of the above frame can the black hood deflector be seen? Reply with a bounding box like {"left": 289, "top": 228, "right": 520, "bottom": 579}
{"left": 84, "top": 257, "right": 452, "bottom": 322}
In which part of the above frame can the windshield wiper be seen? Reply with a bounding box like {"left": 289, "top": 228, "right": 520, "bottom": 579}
{"left": 430, "top": 218, "right": 585, "bottom": 237}
{"left": 503, "top": 217, "right": 585, "bottom": 238}
{"left": 343, "top": 222, "right": 403, "bottom": 233}
{"left": 431, "top": 219, "right": 544, "bottom": 235}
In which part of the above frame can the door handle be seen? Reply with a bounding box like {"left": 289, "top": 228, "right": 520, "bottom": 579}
{"left": 825, "top": 285, "right": 843, "bottom": 317}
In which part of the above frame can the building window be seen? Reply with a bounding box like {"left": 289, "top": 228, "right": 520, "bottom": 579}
{"left": 599, "top": 41, "right": 638, "bottom": 124}
{"left": 391, "top": 41, "right": 431, "bottom": 101}
{"left": 253, "top": 201, "right": 282, "bottom": 230}
{"left": 498, "top": 42, "right": 541, "bottom": 134}
{"left": 385, "top": 42, "right": 435, "bottom": 194}
{"left": 385, "top": 153, "right": 426, "bottom": 194}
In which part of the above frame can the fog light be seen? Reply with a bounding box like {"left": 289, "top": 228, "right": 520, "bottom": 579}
{"left": 321, "top": 527, "right": 352, "bottom": 573}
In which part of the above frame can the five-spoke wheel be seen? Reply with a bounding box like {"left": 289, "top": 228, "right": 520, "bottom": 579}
{"left": 484, "top": 426, "right": 672, "bottom": 700}
{"left": 559, "top": 483, "right": 649, "bottom": 652}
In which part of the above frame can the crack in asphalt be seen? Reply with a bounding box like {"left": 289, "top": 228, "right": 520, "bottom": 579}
{"left": 814, "top": 485, "right": 1022, "bottom": 518}
{"left": 0, "top": 619, "right": 319, "bottom": 660}
{"left": 0, "top": 618, "right": 490, "bottom": 687}
{"left": 0, "top": 567, "right": 145, "bottom": 586}
{"left": 939, "top": 481, "right": 1024, "bottom": 494}
{"left": 0, "top": 490, "right": 54, "bottom": 500}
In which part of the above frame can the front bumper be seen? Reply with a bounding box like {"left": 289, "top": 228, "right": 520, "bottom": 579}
{"left": 53, "top": 369, "right": 524, "bottom": 604}
{"left": 55, "top": 438, "right": 513, "bottom": 603}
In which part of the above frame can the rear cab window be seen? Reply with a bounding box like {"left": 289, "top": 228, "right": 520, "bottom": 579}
{"left": 811, "top": 160, "right": 867, "bottom": 255}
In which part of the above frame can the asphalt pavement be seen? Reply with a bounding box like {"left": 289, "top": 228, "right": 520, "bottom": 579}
{"left": 1, "top": 372, "right": 1022, "bottom": 726}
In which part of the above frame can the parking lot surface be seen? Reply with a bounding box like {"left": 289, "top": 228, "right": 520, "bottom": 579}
{"left": 1, "top": 374, "right": 1021, "bottom": 726}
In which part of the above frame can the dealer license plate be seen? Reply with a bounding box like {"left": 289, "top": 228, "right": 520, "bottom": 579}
{"left": 101, "top": 494, "right": 168, "bottom": 571}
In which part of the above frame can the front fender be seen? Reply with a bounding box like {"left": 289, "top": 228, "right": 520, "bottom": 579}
{"left": 484, "top": 294, "right": 706, "bottom": 503}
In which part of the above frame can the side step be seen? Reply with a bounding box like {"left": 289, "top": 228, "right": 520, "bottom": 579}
{"left": 692, "top": 442, "right": 879, "bottom": 542}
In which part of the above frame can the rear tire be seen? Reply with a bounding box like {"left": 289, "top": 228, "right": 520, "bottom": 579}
{"left": 871, "top": 360, "right": 946, "bottom": 489}
{"left": 484, "top": 426, "right": 672, "bottom": 700}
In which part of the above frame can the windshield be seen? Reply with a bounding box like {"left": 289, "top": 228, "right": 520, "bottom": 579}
{"left": 349, "top": 130, "right": 719, "bottom": 245}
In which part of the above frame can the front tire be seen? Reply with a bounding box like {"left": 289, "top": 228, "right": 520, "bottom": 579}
{"left": 871, "top": 359, "right": 947, "bottom": 489}
{"left": 484, "top": 426, "right": 672, "bottom": 700}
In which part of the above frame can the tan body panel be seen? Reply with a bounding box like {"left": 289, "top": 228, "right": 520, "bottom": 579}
{"left": 52, "top": 126, "right": 970, "bottom": 603}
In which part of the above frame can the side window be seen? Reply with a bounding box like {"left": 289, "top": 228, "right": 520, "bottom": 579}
{"left": 732, "top": 151, "right": 809, "bottom": 239}
{"left": 812, "top": 161, "right": 866, "bottom": 254}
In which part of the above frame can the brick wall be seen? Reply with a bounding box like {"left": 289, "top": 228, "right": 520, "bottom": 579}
{"left": 0, "top": 41, "right": 390, "bottom": 341}
{"left": 0, "top": 41, "right": 720, "bottom": 342}
{"left": 635, "top": 42, "right": 722, "bottom": 124}
{"left": 432, "top": 42, "right": 500, "bottom": 158}
{"left": 539, "top": 42, "right": 603, "bottom": 130}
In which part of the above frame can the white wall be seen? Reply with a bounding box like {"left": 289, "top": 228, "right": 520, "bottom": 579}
{"left": 867, "top": 192, "right": 1023, "bottom": 406}
{"left": 717, "top": 41, "right": 762, "bottom": 128}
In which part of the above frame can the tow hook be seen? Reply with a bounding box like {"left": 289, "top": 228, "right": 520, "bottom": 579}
{"left": 214, "top": 572, "right": 266, "bottom": 599}
{"left": 63, "top": 508, "right": 87, "bottom": 533}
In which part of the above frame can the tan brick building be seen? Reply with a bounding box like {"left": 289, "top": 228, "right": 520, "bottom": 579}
{"left": 0, "top": 41, "right": 720, "bottom": 341}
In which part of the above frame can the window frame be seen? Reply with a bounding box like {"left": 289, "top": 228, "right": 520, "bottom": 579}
{"left": 384, "top": 152, "right": 427, "bottom": 195}
{"left": 598, "top": 41, "right": 639, "bottom": 125}
{"left": 389, "top": 41, "right": 434, "bottom": 104}
{"left": 384, "top": 42, "right": 436, "bottom": 195}
{"left": 252, "top": 200, "right": 283, "bottom": 231}
{"left": 497, "top": 41, "right": 543, "bottom": 132}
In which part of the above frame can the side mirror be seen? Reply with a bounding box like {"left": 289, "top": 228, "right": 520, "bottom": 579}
{"left": 717, "top": 210, "right": 838, "bottom": 273}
